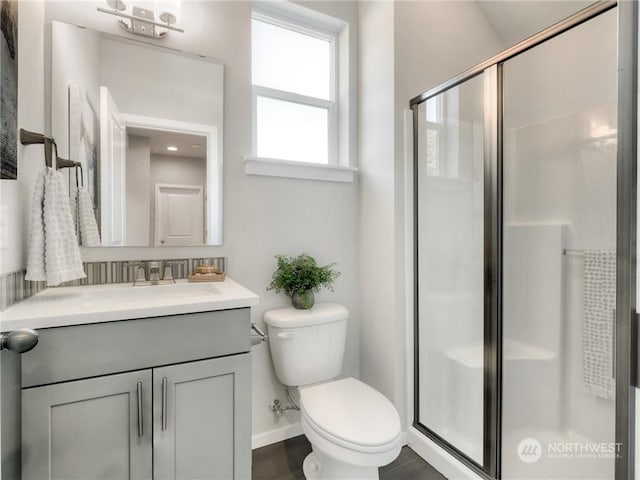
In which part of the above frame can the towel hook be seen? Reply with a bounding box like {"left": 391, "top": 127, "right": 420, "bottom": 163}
{"left": 19, "top": 129, "right": 83, "bottom": 171}
{"left": 20, "top": 129, "right": 55, "bottom": 168}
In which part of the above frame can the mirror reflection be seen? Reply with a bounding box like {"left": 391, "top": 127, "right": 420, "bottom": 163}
{"left": 126, "top": 128, "right": 207, "bottom": 246}
{"left": 50, "top": 20, "right": 223, "bottom": 246}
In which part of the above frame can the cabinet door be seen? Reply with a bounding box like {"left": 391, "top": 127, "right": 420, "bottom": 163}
{"left": 153, "top": 354, "right": 251, "bottom": 480}
{"left": 22, "top": 370, "right": 153, "bottom": 480}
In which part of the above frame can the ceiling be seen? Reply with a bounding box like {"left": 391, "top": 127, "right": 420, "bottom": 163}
{"left": 475, "top": 0, "right": 596, "bottom": 48}
{"left": 127, "top": 127, "right": 207, "bottom": 160}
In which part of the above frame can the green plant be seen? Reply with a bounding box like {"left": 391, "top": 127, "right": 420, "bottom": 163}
{"left": 267, "top": 253, "right": 340, "bottom": 296}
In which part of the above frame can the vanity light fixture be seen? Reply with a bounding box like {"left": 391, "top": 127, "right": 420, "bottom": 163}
{"left": 97, "top": 0, "right": 183, "bottom": 39}
{"left": 167, "top": 146, "right": 178, "bottom": 151}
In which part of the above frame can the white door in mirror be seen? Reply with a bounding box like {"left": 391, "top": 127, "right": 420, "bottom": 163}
{"left": 100, "top": 86, "right": 127, "bottom": 245}
{"left": 155, "top": 184, "right": 204, "bottom": 245}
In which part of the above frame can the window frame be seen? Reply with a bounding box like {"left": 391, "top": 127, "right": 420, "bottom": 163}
{"left": 251, "top": 10, "right": 339, "bottom": 166}
{"left": 425, "top": 94, "right": 445, "bottom": 177}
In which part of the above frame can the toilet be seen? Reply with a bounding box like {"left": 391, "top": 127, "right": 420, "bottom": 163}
{"left": 264, "top": 303, "right": 401, "bottom": 480}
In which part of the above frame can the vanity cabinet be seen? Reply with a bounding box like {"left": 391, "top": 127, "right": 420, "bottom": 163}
{"left": 20, "top": 309, "right": 252, "bottom": 480}
{"left": 153, "top": 355, "right": 250, "bottom": 480}
{"left": 22, "top": 370, "right": 154, "bottom": 479}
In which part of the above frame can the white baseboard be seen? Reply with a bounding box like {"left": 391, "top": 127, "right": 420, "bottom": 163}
{"left": 252, "top": 422, "right": 304, "bottom": 450}
{"left": 406, "top": 427, "right": 483, "bottom": 480}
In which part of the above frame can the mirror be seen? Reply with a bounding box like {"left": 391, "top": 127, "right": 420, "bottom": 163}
{"left": 50, "top": 20, "right": 223, "bottom": 246}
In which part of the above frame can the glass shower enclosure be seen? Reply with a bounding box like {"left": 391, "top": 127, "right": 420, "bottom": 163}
{"left": 412, "top": 2, "right": 637, "bottom": 479}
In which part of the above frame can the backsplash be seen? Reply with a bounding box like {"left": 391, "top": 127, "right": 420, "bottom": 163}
{"left": 0, "top": 270, "right": 46, "bottom": 312}
{"left": 0, "top": 257, "right": 225, "bottom": 312}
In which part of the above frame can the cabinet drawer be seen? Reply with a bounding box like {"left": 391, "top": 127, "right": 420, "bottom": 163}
{"left": 22, "top": 308, "right": 250, "bottom": 388}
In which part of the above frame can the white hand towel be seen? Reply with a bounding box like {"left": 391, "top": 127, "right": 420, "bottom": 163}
{"left": 26, "top": 168, "right": 86, "bottom": 286}
{"left": 25, "top": 169, "right": 47, "bottom": 282}
{"left": 78, "top": 187, "right": 101, "bottom": 247}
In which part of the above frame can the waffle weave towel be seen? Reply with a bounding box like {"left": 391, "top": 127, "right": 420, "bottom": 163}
{"left": 25, "top": 168, "right": 86, "bottom": 286}
{"left": 583, "top": 249, "right": 616, "bottom": 400}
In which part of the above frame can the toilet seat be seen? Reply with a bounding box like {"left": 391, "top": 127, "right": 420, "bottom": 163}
{"left": 299, "top": 377, "right": 401, "bottom": 453}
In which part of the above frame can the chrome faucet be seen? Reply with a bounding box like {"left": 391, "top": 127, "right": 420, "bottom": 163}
{"left": 149, "top": 261, "right": 161, "bottom": 284}
{"left": 126, "top": 262, "right": 147, "bottom": 286}
{"left": 127, "top": 260, "right": 178, "bottom": 286}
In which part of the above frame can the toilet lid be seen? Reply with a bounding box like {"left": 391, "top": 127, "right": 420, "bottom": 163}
{"left": 300, "top": 378, "right": 401, "bottom": 448}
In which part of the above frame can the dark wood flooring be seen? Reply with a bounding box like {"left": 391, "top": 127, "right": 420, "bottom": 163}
{"left": 252, "top": 435, "right": 447, "bottom": 480}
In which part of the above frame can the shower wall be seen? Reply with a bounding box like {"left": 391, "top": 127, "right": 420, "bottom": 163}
{"left": 501, "top": 9, "right": 617, "bottom": 479}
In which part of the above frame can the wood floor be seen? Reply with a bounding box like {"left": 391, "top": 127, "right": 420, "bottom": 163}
{"left": 252, "top": 435, "right": 447, "bottom": 480}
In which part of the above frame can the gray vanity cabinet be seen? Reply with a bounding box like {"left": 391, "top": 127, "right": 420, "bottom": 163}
{"left": 22, "top": 370, "right": 154, "bottom": 480}
{"left": 153, "top": 355, "right": 251, "bottom": 479}
{"left": 20, "top": 309, "right": 252, "bottom": 480}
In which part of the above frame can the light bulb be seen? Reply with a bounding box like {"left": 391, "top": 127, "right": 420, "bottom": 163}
{"left": 156, "top": 0, "right": 180, "bottom": 25}
{"left": 106, "top": 0, "right": 127, "bottom": 11}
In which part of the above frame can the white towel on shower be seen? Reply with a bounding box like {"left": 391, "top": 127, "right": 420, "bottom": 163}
{"left": 582, "top": 249, "right": 616, "bottom": 400}
{"left": 77, "top": 187, "right": 101, "bottom": 247}
{"left": 25, "top": 168, "right": 86, "bottom": 286}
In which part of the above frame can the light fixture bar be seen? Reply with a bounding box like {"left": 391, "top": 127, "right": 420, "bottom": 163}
{"left": 97, "top": 7, "right": 185, "bottom": 33}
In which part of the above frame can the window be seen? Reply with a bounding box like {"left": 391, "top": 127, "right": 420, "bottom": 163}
{"left": 251, "top": 12, "right": 337, "bottom": 165}
{"left": 425, "top": 96, "right": 443, "bottom": 176}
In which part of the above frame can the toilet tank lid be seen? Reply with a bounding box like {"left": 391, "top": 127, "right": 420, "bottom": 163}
{"left": 264, "top": 303, "right": 348, "bottom": 328}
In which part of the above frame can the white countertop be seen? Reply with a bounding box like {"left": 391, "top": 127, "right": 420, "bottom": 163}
{"left": 0, "top": 278, "right": 259, "bottom": 332}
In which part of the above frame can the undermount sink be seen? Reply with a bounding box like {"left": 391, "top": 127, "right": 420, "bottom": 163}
{"left": 0, "top": 278, "right": 258, "bottom": 331}
{"left": 87, "top": 281, "right": 221, "bottom": 304}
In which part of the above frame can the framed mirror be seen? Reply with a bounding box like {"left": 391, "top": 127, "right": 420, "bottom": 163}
{"left": 50, "top": 20, "right": 223, "bottom": 246}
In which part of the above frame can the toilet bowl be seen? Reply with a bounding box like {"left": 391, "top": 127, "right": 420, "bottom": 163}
{"left": 299, "top": 377, "right": 401, "bottom": 480}
{"left": 264, "top": 304, "right": 402, "bottom": 480}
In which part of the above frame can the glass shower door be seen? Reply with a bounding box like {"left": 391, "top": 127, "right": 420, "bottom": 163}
{"left": 415, "top": 74, "right": 486, "bottom": 467}
{"left": 501, "top": 9, "right": 617, "bottom": 479}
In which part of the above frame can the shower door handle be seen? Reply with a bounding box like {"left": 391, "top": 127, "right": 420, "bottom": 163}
{"left": 612, "top": 309, "right": 616, "bottom": 380}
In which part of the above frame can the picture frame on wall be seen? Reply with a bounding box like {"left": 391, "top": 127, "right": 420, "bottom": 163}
{"left": 69, "top": 84, "right": 99, "bottom": 210}
{"left": 0, "top": 0, "right": 18, "bottom": 180}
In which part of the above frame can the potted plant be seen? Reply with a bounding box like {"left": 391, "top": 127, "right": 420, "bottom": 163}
{"left": 267, "top": 253, "right": 340, "bottom": 309}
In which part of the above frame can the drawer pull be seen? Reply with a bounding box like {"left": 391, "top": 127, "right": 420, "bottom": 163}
{"left": 137, "top": 382, "right": 143, "bottom": 437}
{"left": 162, "top": 377, "right": 168, "bottom": 431}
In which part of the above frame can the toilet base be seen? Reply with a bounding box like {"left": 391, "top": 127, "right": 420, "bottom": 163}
{"left": 302, "top": 448, "right": 379, "bottom": 480}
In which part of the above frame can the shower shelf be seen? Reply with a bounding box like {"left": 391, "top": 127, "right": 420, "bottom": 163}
{"left": 445, "top": 340, "right": 556, "bottom": 369}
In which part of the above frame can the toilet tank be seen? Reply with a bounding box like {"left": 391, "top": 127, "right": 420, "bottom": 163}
{"left": 264, "top": 303, "right": 348, "bottom": 387}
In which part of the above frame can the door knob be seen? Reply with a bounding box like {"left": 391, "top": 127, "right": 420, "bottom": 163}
{"left": 0, "top": 329, "right": 39, "bottom": 353}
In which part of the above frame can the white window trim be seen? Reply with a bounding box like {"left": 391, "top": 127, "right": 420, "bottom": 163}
{"left": 245, "top": 157, "right": 356, "bottom": 183}
{"left": 250, "top": 7, "right": 345, "bottom": 179}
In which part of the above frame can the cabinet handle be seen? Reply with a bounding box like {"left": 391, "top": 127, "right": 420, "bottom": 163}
{"left": 137, "top": 382, "right": 143, "bottom": 438}
{"left": 162, "top": 377, "right": 168, "bottom": 431}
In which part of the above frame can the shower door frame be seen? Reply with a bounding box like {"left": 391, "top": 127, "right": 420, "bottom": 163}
{"left": 410, "top": 1, "right": 637, "bottom": 478}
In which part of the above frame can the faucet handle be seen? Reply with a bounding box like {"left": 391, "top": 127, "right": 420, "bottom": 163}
{"left": 162, "top": 261, "right": 183, "bottom": 282}
{"left": 125, "top": 262, "right": 147, "bottom": 284}
{"left": 125, "top": 261, "right": 145, "bottom": 267}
